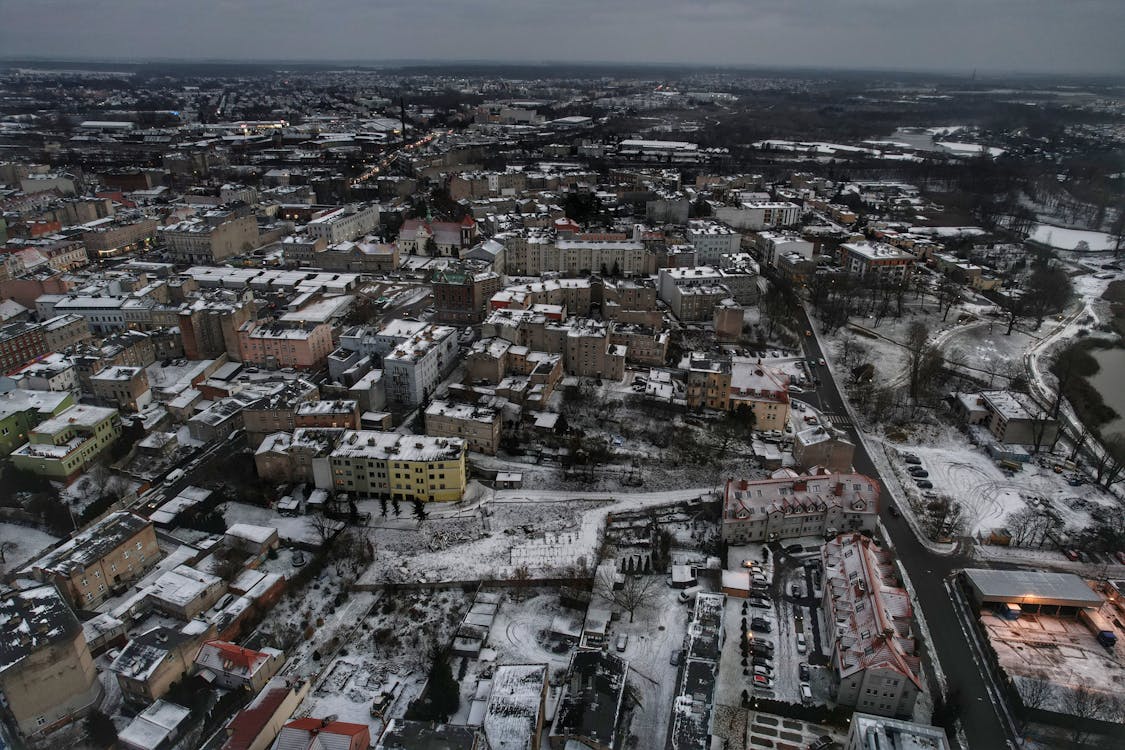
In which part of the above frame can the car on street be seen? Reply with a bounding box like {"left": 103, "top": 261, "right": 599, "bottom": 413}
{"left": 805, "top": 329, "right": 812, "bottom": 337}
{"left": 791, "top": 583, "right": 802, "bottom": 597}
{"left": 670, "top": 649, "right": 682, "bottom": 666}
{"left": 1064, "top": 549, "right": 1082, "bottom": 561}
{"left": 915, "top": 479, "right": 933, "bottom": 489}
{"left": 748, "top": 597, "right": 770, "bottom": 609}
{"left": 799, "top": 662, "right": 810, "bottom": 681}
{"left": 888, "top": 504, "right": 900, "bottom": 518}
{"left": 784, "top": 543, "right": 804, "bottom": 554}
{"left": 796, "top": 632, "right": 807, "bottom": 654}
{"left": 818, "top": 357, "right": 826, "bottom": 366}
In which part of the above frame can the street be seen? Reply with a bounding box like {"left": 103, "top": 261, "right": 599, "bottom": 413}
{"left": 795, "top": 306, "right": 1013, "bottom": 750}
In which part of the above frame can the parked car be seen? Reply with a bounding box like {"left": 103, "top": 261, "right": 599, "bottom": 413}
{"left": 888, "top": 504, "right": 900, "bottom": 518}
{"left": 670, "top": 649, "right": 683, "bottom": 666}
{"left": 799, "top": 662, "right": 810, "bottom": 681}
{"left": 754, "top": 665, "right": 773, "bottom": 678}
{"left": 784, "top": 543, "right": 804, "bottom": 554}
{"left": 796, "top": 632, "right": 807, "bottom": 654}
{"left": 907, "top": 466, "right": 928, "bottom": 477}
{"left": 790, "top": 583, "right": 803, "bottom": 597}
{"left": 748, "top": 597, "right": 771, "bottom": 609}
{"left": 809, "top": 734, "right": 834, "bottom": 749}
{"left": 903, "top": 455, "right": 922, "bottom": 465}
{"left": 752, "top": 674, "right": 773, "bottom": 688}
{"left": 1064, "top": 549, "right": 1082, "bottom": 562}
{"left": 800, "top": 683, "right": 813, "bottom": 704}
{"left": 615, "top": 634, "right": 629, "bottom": 652}
{"left": 751, "top": 617, "right": 771, "bottom": 633}
{"left": 752, "top": 655, "right": 774, "bottom": 668}
{"left": 163, "top": 468, "right": 185, "bottom": 485}
{"left": 915, "top": 480, "right": 934, "bottom": 489}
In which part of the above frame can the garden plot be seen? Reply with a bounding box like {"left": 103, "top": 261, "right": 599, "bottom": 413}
{"left": 295, "top": 588, "right": 468, "bottom": 737}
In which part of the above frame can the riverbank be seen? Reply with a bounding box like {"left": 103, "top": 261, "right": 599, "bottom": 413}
{"left": 1052, "top": 336, "right": 1123, "bottom": 439}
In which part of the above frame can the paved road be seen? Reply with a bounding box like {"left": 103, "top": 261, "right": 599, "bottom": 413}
{"left": 793, "top": 306, "right": 1012, "bottom": 750}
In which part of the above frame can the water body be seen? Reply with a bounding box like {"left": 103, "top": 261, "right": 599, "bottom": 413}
{"left": 1088, "top": 346, "right": 1125, "bottom": 438}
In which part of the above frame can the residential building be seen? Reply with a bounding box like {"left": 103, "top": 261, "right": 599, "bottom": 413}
{"left": 254, "top": 428, "right": 342, "bottom": 486}
{"left": 110, "top": 622, "right": 215, "bottom": 704}
{"left": 954, "top": 390, "right": 1059, "bottom": 446}
{"left": 240, "top": 380, "right": 320, "bottom": 445}
{"left": 90, "top": 365, "right": 152, "bottom": 411}
{"left": 81, "top": 214, "right": 159, "bottom": 259}
{"left": 549, "top": 650, "right": 628, "bottom": 750}
{"left": 482, "top": 664, "right": 549, "bottom": 750}
{"left": 270, "top": 718, "right": 370, "bottom": 750}
{"left": 729, "top": 360, "right": 790, "bottom": 431}
{"left": 685, "top": 354, "right": 731, "bottom": 411}
{"left": 608, "top": 324, "right": 668, "bottom": 366}
{"left": 194, "top": 641, "right": 284, "bottom": 692}
{"left": 755, "top": 230, "right": 815, "bottom": 267}
{"left": 397, "top": 216, "right": 479, "bottom": 257}
{"left": 147, "top": 565, "right": 227, "bottom": 619}
{"left": 237, "top": 321, "right": 335, "bottom": 371}
{"left": 304, "top": 203, "right": 380, "bottom": 244}
{"left": 178, "top": 290, "right": 256, "bottom": 361}
{"left": 0, "top": 321, "right": 47, "bottom": 373}
{"left": 23, "top": 511, "right": 160, "bottom": 607}
{"left": 41, "top": 314, "right": 92, "bottom": 351}
{"left": 793, "top": 426, "right": 856, "bottom": 474}
{"left": 670, "top": 593, "right": 725, "bottom": 750}
{"left": 309, "top": 238, "right": 399, "bottom": 272}
{"left": 118, "top": 700, "right": 192, "bottom": 750}
{"left": 837, "top": 242, "right": 916, "bottom": 282}
{"left": 221, "top": 675, "right": 310, "bottom": 750}
{"left": 325, "top": 429, "right": 467, "bottom": 502}
{"left": 377, "top": 721, "right": 482, "bottom": 749}
{"left": 0, "top": 585, "right": 101, "bottom": 739}
{"left": 9, "top": 403, "right": 122, "bottom": 482}
{"left": 686, "top": 220, "right": 741, "bottom": 265}
{"left": 464, "top": 337, "right": 563, "bottom": 409}
{"left": 822, "top": 534, "right": 922, "bottom": 718}
{"left": 714, "top": 201, "right": 801, "bottom": 231}
{"left": 381, "top": 324, "right": 459, "bottom": 407}
{"left": 160, "top": 211, "right": 259, "bottom": 264}
{"left": 294, "top": 399, "right": 361, "bottom": 431}
{"left": 721, "top": 470, "right": 879, "bottom": 543}
{"left": 40, "top": 294, "right": 157, "bottom": 335}
{"left": 0, "top": 388, "right": 74, "bottom": 456}
{"left": 845, "top": 713, "right": 951, "bottom": 750}
{"left": 433, "top": 265, "right": 503, "bottom": 324}
{"left": 425, "top": 399, "right": 502, "bottom": 455}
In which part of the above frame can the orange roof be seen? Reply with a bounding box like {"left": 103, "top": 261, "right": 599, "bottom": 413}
{"left": 285, "top": 718, "right": 368, "bottom": 736}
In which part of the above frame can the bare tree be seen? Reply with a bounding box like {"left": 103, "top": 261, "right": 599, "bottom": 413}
{"left": 904, "top": 322, "right": 942, "bottom": 401}
{"left": 936, "top": 277, "right": 961, "bottom": 322}
{"left": 1060, "top": 685, "right": 1112, "bottom": 745}
{"left": 310, "top": 512, "right": 339, "bottom": 548}
{"left": 0, "top": 540, "right": 16, "bottom": 564}
{"left": 594, "top": 567, "right": 661, "bottom": 623}
{"left": 1017, "top": 672, "right": 1055, "bottom": 729}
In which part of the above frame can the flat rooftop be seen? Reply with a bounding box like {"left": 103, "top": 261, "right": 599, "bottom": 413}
{"left": 964, "top": 569, "right": 1103, "bottom": 608}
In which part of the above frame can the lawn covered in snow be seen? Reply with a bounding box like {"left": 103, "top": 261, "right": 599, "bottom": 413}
{"left": 0, "top": 522, "right": 59, "bottom": 573}
{"left": 1030, "top": 224, "right": 1118, "bottom": 252}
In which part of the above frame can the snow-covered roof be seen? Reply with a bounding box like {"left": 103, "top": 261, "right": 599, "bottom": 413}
{"left": 25, "top": 511, "right": 150, "bottom": 578}
{"left": 964, "top": 569, "right": 1102, "bottom": 608}
{"left": 118, "top": 700, "right": 190, "bottom": 750}
{"left": 483, "top": 664, "right": 547, "bottom": 750}
{"left": 0, "top": 585, "right": 80, "bottom": 674}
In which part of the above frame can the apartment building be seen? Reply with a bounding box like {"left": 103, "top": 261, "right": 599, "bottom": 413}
{"left": 0, "top": 388, "right": 74, "bottom": 456}
{"left": 686, "top": 220, "right": 741, "bottom": 265}
{"left": 178, "top": 290, "right": 255, "bottom": 360}
{"left": 954, "top": 390, "right": 1059, "bottom": 446}
{"left": 381, "top": 324, "right": 459, "bottom": 407}
{"left": 239, "top": 380, "right": 320, "bottom": 445}
{"left": 714, "top": 201, "right": 801, "bottom": 231}
{"left": 491, "top": 278, "right": 594, "bottom": 316}
{"left": 837, "top": 242, "right": 916, "bottom": 282}
{"left": 294, "top": 399, "right": 361, "bottom": 431}
{"left": 24, "top": 512, "right": 160, "bottom": 607}
{"left": 160, "top": 211, "right": 259, "bottom": 264}
{"left": 464, "top": 337, "right": 563, "bottom": 409}
{"left": 39, "top": 294, "right": 156, "bottom": 335}
{"left": 845, "top": 714, "right": 951, "bottom": 750}
{"left": 729, "top": 361, "right": 790, "bottom": 431}
{"left": 326, "top": 429, "right": 467, "bottom": 502}
{"left": 670, "top": 593, "right": 725, "bottom": 750}
{"left": 397, "top": 216, "right": 479, "bottom": 257}
{"left": 721, "top": 470, "right": 879, "bottom": 543}
{"left": 0, "top": 586, "right": 101, "bottom": 739}
{"left": 793, "top": 426, "right": 856, "bottom": 474}
{"left": 41, "top": 313, "right": 92, "bottom": 351}
{"left": 254, "top": 428, "right": 343, "bottom": 485}
{"left": 433, "top": 266, "right": 502, "bottom": 324}
{"left": 110, "top": 623, "right": 216, "bottom": 705}
{"left": 81, "top": 214, "right": 159, "bottom": 259}
{"left": 424, "top": 399, "right": 502, "bottom": 455}
{"left": 755, "top": 231, "right": 815, "bottom": 267}
{"left": 686, "top": 354, "right": 732, "bottom": 411}
{"left": 608, "top": 324, "right": 669, "bottom": 366}
{"left": 10, "top": 354, "right": 78, "bottom": 394}
{"left": 304, "top": 204, "right": 380, "bottom": 244}
{"left": 237, "top": 321, "right": 335, "bottom": 371}
{"left": 822, "top": 534, "right": 922, "bottom": 719}
{"left": 0, "top": 321, "right": 47, "bottom": 373}
{"left": 9, "top": 403, "right": 122, "bottom": 482}
{"left": 90, "top": 365, "right": 152, "bottom": 411}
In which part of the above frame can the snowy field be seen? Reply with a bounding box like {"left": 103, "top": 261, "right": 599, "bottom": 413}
{"left": 221, "top": 502, "right": 322, "bottom": 545}
{"left": 1030, "top": 224, "right": 1118, "bottom": 252}
{"left": 0, "top": 523, "right": 59, "bottom": 573}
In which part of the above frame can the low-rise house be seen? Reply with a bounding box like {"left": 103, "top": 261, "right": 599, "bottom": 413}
{"left": 270, "top": 717, "right": 370, "bottom": 750}
{"left": 222, "top": 675, "right": 310, "bottom": 750}
{"left": 670, "top": 592, "right": 725, "bottom": 750}
{"left": 194, "top": 641, "right": 283, "bottom": 691}
{"left": 793, "top": 426, "right": 856, "bottom": 474}
{"left": 118, "top": 700, "right": 192, "bottom": 750}
{"left": 954, "top": 390, "right": 1059, "bottom": 446}
{"left": 225, "top": 524, "right": 281, "bottom": 561}
{"left": 147, "top": 565, "right": 227, "bottom": 620}
{"left": 23, "top": 511, "right": 160, "bottom": 607}
{"left": 0, "top": 585, "right": 102, "bottom": 739}
{"left": 90, "top": 365, "right": 152, "bottom": 411}
{"left": 0, "top": 387, "right": 74, "bottom": 456}
{"left": 721, "top": 469, "right": 879, "bottom": 543}
{"left": 549, "top": 650, "right": 628, "bottom": 750}
{"left": 109, "top": 621, "right": 215, "bottom": 704}
{"left": 482, "top": 664, "right": 549, "bottom": 750}
{"left": 822, "top": 534, "right": 922, "bottom": 719}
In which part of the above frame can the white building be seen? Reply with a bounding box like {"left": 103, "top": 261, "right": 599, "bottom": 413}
{"left": 686, "top": 220, "right": 742, "bottom": 265}
{"left": 305, "top": 204, "right": 380, "bottom": 244}
{"left": 714, "top": 201, "right": 801, "bottom": 231}
{"left": 381, "top": 324, "right": 459, "bottom": 407}
{"left": 756, "top": 231, "right": 815, "bottom": 267}
{"left": 846, "top": 713, "right": 951, "bottom": 750}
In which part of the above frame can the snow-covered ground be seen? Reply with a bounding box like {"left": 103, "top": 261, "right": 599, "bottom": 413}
{"left": 0, "top": 522, "right": 59, "bottom": 573}
{"left": 1030, "top": 224, "right": 1119, "bottom": 252}
{"left": 221, "top": 502, "right": 321, "bottom": 545}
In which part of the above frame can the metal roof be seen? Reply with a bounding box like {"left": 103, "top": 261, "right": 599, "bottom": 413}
{"left": 964, "top": 569, "right": 1102, "bottom": 608}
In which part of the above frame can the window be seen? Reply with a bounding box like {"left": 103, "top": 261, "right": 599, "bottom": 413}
{"left": 136, "top": 541, "right": 143, "bottom": 550}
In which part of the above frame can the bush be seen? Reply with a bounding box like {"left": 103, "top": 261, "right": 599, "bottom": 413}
{"left": 85, "top": 709, "right": 118, "bottom": 748}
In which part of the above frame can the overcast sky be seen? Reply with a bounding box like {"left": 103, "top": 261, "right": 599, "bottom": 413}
{"left": 4, "top": 0, "right": 1123, "bottom": 76}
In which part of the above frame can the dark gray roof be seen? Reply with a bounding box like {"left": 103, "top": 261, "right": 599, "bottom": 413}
{"left": 26, "top": 511, "right": 151, "bottom": 578}
{"left": 0, "top": 585, "right": 81, "bottom": 673}
{"left": 964, "top": 569, "right": 1103, "bottom": 607}
{"left": 376, "top": 720, "right": 480, "bottom": 750}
